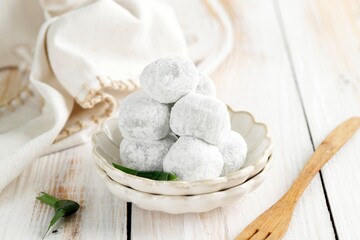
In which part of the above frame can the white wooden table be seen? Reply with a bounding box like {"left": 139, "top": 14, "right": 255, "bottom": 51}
{"left": 1, "top": 0, "right": 360, "bottom": 239}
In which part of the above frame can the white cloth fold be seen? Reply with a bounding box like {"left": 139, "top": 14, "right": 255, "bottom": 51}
{"left": 0, "top": 20, "right": 73, "bottom": 190}
{"left": 46, "top": 0, "right": 187, "bottom": 105}
{"left": 0, "top": 0, "right": 44, "bottom": 68}
{"left": 0, "top": 0, "right": 233, "bottom": 193}
{"left": 0, "top": 0, "right": 187, "bottom": 192}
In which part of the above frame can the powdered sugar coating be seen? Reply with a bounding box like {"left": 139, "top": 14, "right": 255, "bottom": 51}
{"left": 140, "top": 56, "right": 199, "bottom": 103}
{"left": 170, "top": 92, "right": 229, "bottom": 144}
{"left": 120, "top": 135, "right": 177, "bottom": 171}
{"left": 163, "top": 137, "right": 223, "bottom": 181}
{"left": 118, "top": 91, "right": 170, "bottom": 140}
{"left": 219, "top": 130, "right": 247, "bottom": 176}
{"left": 195, "top": 72, "right": 216, "bottom": 97}
{"left": 223, "top": 110, "right": 231, "bottom": 131}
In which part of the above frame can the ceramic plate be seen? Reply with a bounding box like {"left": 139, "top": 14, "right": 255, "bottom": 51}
{"left": 95, "top": 156, "right": 272, "bottom": 214}
{"left": 92, "top": 108, "right": 273, "bottom": 195}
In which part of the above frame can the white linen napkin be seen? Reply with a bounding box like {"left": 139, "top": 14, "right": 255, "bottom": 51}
{"left": 0, "top": 0, "right": 233, "bottom": 193}
{"left": 39, "top": 0, "right": 234, "bottom": 74}
{"left": 0, "top": 0, "right": 44, "bottom": 68}
{"left": 0, "top": 0, "right": 188, "bottom": 192}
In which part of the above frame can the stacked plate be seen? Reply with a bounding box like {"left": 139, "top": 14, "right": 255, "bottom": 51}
{"left": 92, "top": 108, "right": 273, "bottom": 214}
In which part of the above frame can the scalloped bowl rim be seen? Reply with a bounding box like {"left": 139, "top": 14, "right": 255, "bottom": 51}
{"left": 94, "top": 156, "right": 273, "bottom": 214}
{"left": 92, "top": 107, "right": 273, "bottom": 189}
{"left": 97, "top": 156, "right": 273, "bottom": 199}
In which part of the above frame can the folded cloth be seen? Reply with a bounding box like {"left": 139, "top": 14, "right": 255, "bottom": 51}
{"left": 0, "top": 0, "right": 233, "bottom": 193}
{"left": 0, "top": 0, "right": 188, "bottom": 193}
{"left": 40, "top": 0, "right": 234, "bottom": 74}
{"left": 0, "top": 20, "right": 73, "bottom": 192}
{"left": 47, "top": 0, "right": 187, "bottom": 107}
{"left": 39, "top": 0, "right": 92, "bottom": 18}
{"left": 0, "top": 0, "right": 44, "bottom": 68}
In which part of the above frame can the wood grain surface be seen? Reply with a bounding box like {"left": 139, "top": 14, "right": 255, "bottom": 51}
{"left": 1, "top": 0, "right": 360, "bottom": 239}
{"left": 0, "top": 144, "right": 127, "bottom": 239}
{"left": 276, "top": 0, "right": 360, "bottom": 238}
{"left": 235, "top": 117, "right": 360, "bottom": 240}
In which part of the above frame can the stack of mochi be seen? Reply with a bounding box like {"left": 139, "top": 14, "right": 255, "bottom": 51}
{"left": 118, "top": 56, "right": 247, "bottom": 182}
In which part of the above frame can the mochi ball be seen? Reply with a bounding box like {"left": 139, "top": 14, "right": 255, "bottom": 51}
{"left": 118, "top": 91, "right": 170, "bottom": 140}
{"left": 120, "top": 135, "right": 177, "bottom": 172}
{"left": 139, "top": 56, "right": 199, "bottom": 103}
{"left": 195, "top": 72, "right": 216, "bottom": 97}
{"left": 163, "top": 137, "right": 223, "bottom": 181}
{"left": 219, "top": 130, "right": 248, "bottom": 176}
{"left": 170, "top": 92, "right": 229, "bottom": 144}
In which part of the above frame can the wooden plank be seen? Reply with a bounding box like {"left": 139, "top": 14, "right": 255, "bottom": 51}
{"left": 275, "top": 0, "right": 360, "bottom": 238}
{"left": 0, "top": 144, "right": 127, "bottom": 239}
{"left": 131, "top": 0, "right": 335, "bottom": 239}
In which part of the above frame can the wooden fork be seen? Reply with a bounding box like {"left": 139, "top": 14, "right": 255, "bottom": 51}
{"left": 235, "top": 117, "right": 360, "bottom": 240}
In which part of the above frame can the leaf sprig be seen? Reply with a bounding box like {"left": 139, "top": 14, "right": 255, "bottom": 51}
{"left": 36, "top": 192, "right": 80, "bottom": 238}
{"left": 112, "top": 163, "right": 178, "bottom": 181}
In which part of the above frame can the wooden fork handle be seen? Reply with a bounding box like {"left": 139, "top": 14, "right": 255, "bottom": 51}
{"left": 284, "top": 117, "right": 360, "bottom": 202}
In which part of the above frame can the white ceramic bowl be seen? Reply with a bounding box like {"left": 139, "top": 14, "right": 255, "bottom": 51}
{"left": 92, "top": 109, "right": 273, "bottom": 195}
{"left": 94, "top": 156, "right": 273, "bottom": 214}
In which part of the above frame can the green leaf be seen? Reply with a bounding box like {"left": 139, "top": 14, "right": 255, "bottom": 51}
{"left": 150, "top": 171, "right": 162, "bottom": 180}
{"left": 137, "top": 171, "right": 156, "bottom": 179}
{"left": 112, "top": 163, "right": 138, "bottom": 175}
{"left": 36, "top": 192, "right": 80, "bottom": 239}
{"left": 167, "top": 173, "right": 179, "bottom": 181}
{"left": 43, "top": 209, "right": 65, "bottom": 239}
{"left": 54, "top": 200, "right": 80, "bottom": 216}
{"left": 37, "top": 192, "right": 59, "bottom": 207}
{"left": 112, "top": 163, "right": 179, "bottom": 181}
{"left": 157, "top": 172, "right": 168, "bottom": 180}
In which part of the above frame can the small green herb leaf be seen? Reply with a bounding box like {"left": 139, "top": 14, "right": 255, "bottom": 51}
{"left": 157, "top": 172, "right": 168, "bottom": 180}
{"left": 150, "top": 171, "right": 161, "bottom": 180}
{"left": 37, "top": 192, "right": 59, "bottom": 207}
{"left": 112, "top": 164, "right": 138, "bottom": 175}
{"left": 167, "top": 173, "right": 178, "bottom": 181}
{"left": 112, "top": 163, "right": 179, "bottom": 181}
{"left": 43, "top": 209, "right": 65, "bottom": 238}
{"left": 54, "top": 200, "right": 80, "bottom": 216}
{"left": 36, "top": 192, "right": 80, "bottom": 239}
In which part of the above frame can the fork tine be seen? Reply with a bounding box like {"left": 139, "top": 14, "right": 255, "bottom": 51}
{"left": 235, "top": 228, "right": 258, "bottom": 240}
{"left": 249, "top": 230, "right": 270, "bottom": 240}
